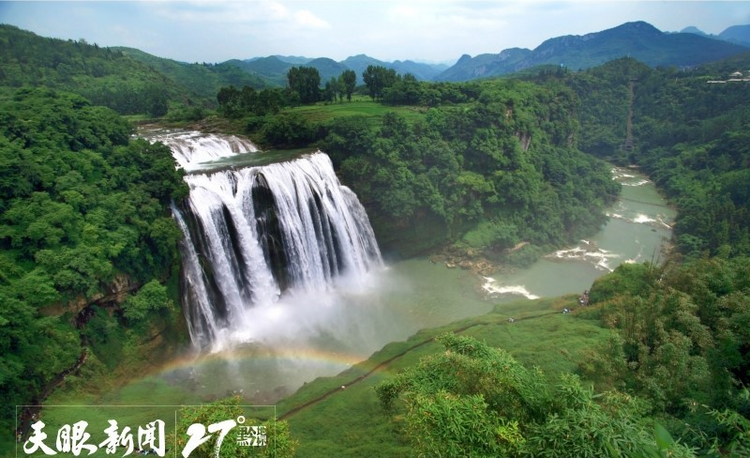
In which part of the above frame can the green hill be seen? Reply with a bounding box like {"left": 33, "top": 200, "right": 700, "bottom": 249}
{"left": 0, "top": 24, "right": 199, "bottom": 116}
{"left": 307, "top": 57, "right": 350, "bottom": 83}
{"left": 275, "top": 297, "right": 606, "bottom": 457}
{"left": 225, "top": 56, "right": 293, "bottom": 86}
{"left": 114, "top": 47, "right": 269, "bottom": 99}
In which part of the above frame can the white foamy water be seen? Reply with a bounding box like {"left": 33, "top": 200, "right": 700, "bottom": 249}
{"left": 482, "top": 277, "right": 540, "bottom": 300}
{"left": 607, "top": 211, "right": 672, "bottom": 230}
{"left": 612, "top": 166, "right": 650, "bottom": 187}
{"left": 548, "top": 240, "right": 619, "bottom": 272}
{"left": 622, "top": 179, "right": 650, "bottom": 187}
{"left": 633, "top": 214, "right": 656, "bottom": 224}
{"left": 147, "top": 130, "right": 259, "bottom": 171}
{"left": 174, "top": 151, "right": 383, "bottom": 351}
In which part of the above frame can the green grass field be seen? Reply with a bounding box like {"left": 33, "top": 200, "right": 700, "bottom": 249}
{"left": 287, "top": 98, "right": 429, "bottom": 129}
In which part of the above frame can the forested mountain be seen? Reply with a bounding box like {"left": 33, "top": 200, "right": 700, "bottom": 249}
{"left": 680, "top": 26, "right": 710, "bottom": 37}
{"left": 720, "top": 24, "right": 750, "bottom": 46}
{"left": 339, "top": 54, "right": 445, "bottom": 83}
{"left": 306, "top": 57, "right": 351, "bottom": 83}
{"left": 437, "top": 21, "right": 749, "bottom": 82}
{"left": 0, "top": 24, "right": 219, "bottom": 116}
{"left": 230, "top": 53, "right": 444, "bottom": 86}
{"left": 113, "top": 47, "right": 269, "bottom": 97}
{"left": 437, "top": 48, "right": 532, "bottom": 82}
{"left": 271, "top": 55, "right": 314, "bottom": 65}
{"left": 226, "top": 56, "right": 297, "bottom": 86}
{"left": 339, "top": 54, "right": 388, "bottom": 80}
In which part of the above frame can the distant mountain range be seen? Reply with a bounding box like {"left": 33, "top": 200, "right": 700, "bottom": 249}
{"left": 52, "top": 20, "right": 750, "bottom": 89}
{"left": 2, "top": 19, "right": 749, "bottom": 106}
{"left": 435, "top": 21, "right": 749, "bottom": 82}
{"left": 680, "top": 24, "right": 750, "bottom": 47}
{"left": 208, "top": 21, "right": 749, "bottom": 85}
{"left": 224, "top": 54, "right": 447, "bottom": 85}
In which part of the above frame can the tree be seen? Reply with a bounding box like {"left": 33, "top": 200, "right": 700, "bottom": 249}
{"left": 322, "top": 76, "right": 341, "bottom": 103}
{"left": 582, "top": 256, "right": 750, "bottom": 454}
{"left": 122, "top": 280, "right": 173, "bottom": 325}
{"left": 383, "top": 73, "right": 422, "bottom": 105}
{"left": 376, "top": 333, "right": 695, "bottom": 458}
{"left": 339, "top": 69, "right": 357, "bottom": 101}
{"left": 362, "top": 65, "right": 397, "bottom": 101}
{"left": 217, "top": 85, "right": 241, "bottom": 117}
{"left": 286, "top": 66, "right": 320, "bottom": 104}
{"left": 0, "top": 88, "right": 188, "bottom": 446}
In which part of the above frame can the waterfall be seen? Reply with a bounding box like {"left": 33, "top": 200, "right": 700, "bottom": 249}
{"left": 162, "top": 133, "right": 382, "bottom": 350}
{"left": 144, "top": 130, "right": 258, "bottom": 171}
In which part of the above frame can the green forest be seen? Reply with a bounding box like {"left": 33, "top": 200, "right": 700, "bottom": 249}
{"left": 215, "top": 65, "right": 620, "bottom": 259}
{"left": 0, "top": 88, "right": 188, "bottom": 450}
{"left": 1, "top": 23, "right": 750, "bottom": 457}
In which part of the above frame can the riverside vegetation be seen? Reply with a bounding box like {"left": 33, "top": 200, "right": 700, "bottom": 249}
{"left": 1, "top": 24, "right": 750, "bottom": 456}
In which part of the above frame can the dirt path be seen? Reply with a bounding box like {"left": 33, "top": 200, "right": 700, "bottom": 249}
{"left": 279, "top": 311, "right": 557, "bottom": 420}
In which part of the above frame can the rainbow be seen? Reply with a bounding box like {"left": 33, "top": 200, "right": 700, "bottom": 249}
{"left": 153, "top": 345, "right": 367, "bottom": 375}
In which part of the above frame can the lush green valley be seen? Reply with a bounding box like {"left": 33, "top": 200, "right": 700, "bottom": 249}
{"left": 561, "top": 55, "right": 750, "bottom": 257}
{"left": 1, "top": 23, "right": 750, "bottom": 458}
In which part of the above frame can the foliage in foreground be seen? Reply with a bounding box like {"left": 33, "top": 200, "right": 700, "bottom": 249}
{"left": 376, "top": 333, "right": 694, "bottom": 457}
{"left": 582, "top": 257, "right": 750, "bottom": 455}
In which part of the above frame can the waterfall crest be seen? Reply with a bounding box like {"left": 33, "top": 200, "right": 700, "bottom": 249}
{"left": 165, "top": 135, "right": 382, "bottom": 350}
{"left": 147, "top": 130, "right": 258, "bottom": 171}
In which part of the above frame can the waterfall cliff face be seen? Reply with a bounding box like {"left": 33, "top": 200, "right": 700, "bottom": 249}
{"left": 162, "top": 134, "right": 382, "bottom": 350}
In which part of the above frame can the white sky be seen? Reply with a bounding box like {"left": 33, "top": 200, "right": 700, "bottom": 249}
{"left": 1, "top": 1, "right": 748, "bottom": 64}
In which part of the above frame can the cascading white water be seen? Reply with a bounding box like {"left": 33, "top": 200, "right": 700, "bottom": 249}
{"left": 163, "top": 133, "right": 382, "bottom": 351}
{"left": 145, "top": 130, "right": 258, "bottom": 171}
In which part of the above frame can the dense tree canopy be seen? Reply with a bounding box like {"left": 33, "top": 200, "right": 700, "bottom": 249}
{"left": 362, "top": 65, "right": 398, "bottom": 101}
{"left": 582, "top": 256, "right": 750, "bottom": 455}
{"left": 560, "top": 56, "right": 750, "bottom": 258}
{"left": 322, "top": 79, "right": 618, "bottom": 256}
{"left": 286, "top": 66, "right": 321, "bottom": 104}
{"left": 377, "top": 333, "right": 695, "bottom": 457}
{"left": 0, "top": 25, "right": 214, "bottom": 116}
{"left": 0, "top": 88, "right": 187, "bottom": 441}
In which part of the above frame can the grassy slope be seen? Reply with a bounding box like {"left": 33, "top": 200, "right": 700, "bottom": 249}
{"left": 278, "top": 296, "right": 611, "bottom": 457}
{"left": 287, "top": 97, "right": 429, "bottom": 129}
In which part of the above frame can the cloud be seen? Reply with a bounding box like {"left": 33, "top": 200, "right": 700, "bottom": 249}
{"left": 294, "top": 9, "right": 330, "bottom": 29}
{"left": 150, "top": 0, "right": 292, "bottom": 24}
